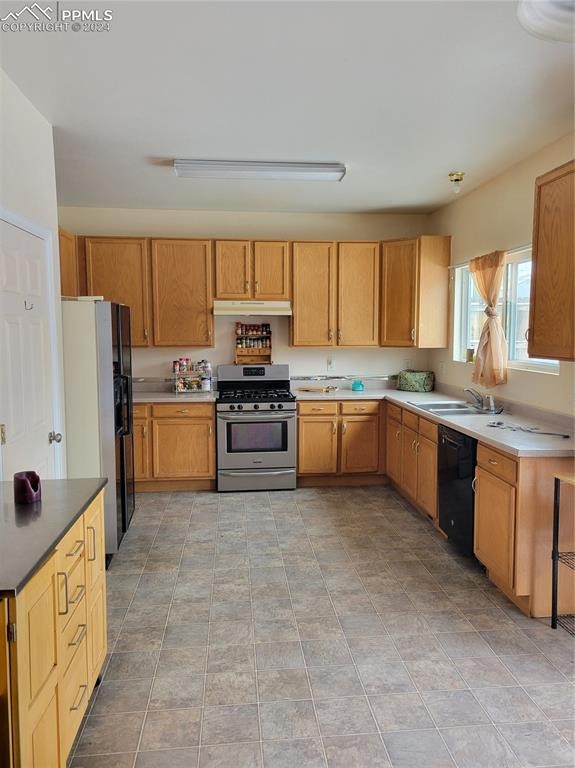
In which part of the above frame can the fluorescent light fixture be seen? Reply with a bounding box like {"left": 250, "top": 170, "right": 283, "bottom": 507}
{"left": 173, "top": 159, "right": 346, "bottom": 182}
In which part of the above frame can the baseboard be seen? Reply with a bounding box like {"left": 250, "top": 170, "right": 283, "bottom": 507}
{"left": 136, "top": 479, "right": 216, "bottom": 492}
{"left": 297, "top": 474, "right": 388, "bottom": 487}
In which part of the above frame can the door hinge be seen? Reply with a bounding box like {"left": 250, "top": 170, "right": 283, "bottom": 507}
{"left": 0, "top": 424, "right": 6, "bottom": 446}
{"left": 7, "top": 623, "right": 16, "bottom": 643}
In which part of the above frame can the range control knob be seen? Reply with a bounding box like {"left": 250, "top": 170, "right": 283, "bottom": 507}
{"left": 253, "top": 404, "right": 260, "bottom": 410}
{"left": 270, "top": 403, "right": 276, "bottom": 410}
{"left": 277, "top": 403, "right": 284, "bottom": 410}
{"left": 229, "top": 404, "right": 236, "bottom": 411}
{"left": 237, "top": 404, "right": 243, "bottom": 410}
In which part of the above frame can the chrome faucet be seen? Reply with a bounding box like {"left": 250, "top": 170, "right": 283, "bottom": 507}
{"left": 464, "top": 388, "right": 484, "bottom": 408}
{"left": 464, "top": 388, "right": 503, "bottom": 414}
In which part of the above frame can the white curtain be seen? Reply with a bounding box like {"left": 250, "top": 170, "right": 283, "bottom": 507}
{"left": 470, "top": 250, "right": 508, "bottom": 387}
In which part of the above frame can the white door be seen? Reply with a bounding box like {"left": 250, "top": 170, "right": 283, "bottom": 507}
{"left": 0, "top": 214, "right": 63, "bottom": 480}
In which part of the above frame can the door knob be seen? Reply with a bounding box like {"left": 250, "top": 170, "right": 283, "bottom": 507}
{"left": 49, "top": 431, "right": 63, "bottom": 444}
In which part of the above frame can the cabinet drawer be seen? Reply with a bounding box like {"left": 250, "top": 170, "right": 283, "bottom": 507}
{"left": 418, "top": 418, "right": 438, "bottom": 443}
{"left": 402, "top": 409, "right": 419, "bottom": 431}
{"left": 477, "top": 444, "right": 517, "bottom": 485}
{"left": 60, "top": 596, "right": 87, "bottom": 676}
{"left": 298, "top": 401, "right": 338, "bottom": 416}
{"left": 133, "top": 403, "right": 150, "bottom": 418}
{"left": 151, "top": 403, "right": 213, "bottom": 418}
{"left": 340, "top": 401, "right": 379, "bottom": 415}
{"left": 60, "top": 634, "right": 89, "bottom": 757}
{"left": 56, "top": 516, "right": 85, "bottom": 576}
{"left": 387, "top": 403, "right": 403, "bottom": 422}
{"left": 57, "top": 555, "right": 86, "bottom": 630}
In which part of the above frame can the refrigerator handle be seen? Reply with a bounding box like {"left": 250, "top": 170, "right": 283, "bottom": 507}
{"left": 120, "top": 375, "right": 132, "bottom": 436}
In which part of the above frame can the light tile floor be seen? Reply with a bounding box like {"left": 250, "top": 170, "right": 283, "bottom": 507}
{"left": 70, "top": 487, "right": 575, "bottom": 768}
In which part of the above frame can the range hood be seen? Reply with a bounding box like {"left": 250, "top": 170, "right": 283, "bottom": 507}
{"left": 213, "top": 300, "right": 292, "bottom": 316}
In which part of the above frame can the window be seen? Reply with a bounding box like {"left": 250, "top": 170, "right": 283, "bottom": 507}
{"left": 453, "top": 247, "right": 559, "bottom": 373}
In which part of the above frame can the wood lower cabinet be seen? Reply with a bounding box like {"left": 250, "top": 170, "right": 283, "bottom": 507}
{"left": 297, "top": 401, "right": 380, "bottom": 476}
{"left": 528, "top": 160, "right": 574, "bottom": 361}
{"left": 401, "top": 425, "right": 419, "bottom": 499}
{"left": 298, "top": 416, "right": 338, "bottom": 474}
{"left": 292, "top": 242, "right": 337, "bottom": 346}
{"left": 152, "top": 418, "right": 215, "bottom": 479}
{"left": 474, "top": 466, "right": 516, "bottom": 591}
{"left": 5, "top": 492, "right": 106, "bottom": 767}
{"left": 337, "top": 242, "right": 380, "bottom": 346}
{"left": 58, "top": 227, "right": 79, "bottom": 297}
{"left": 381, "top": 236, "right": 450, "bottom": 348}
{"left": 134, "top": 419, "right": 151, "bottom": 480}
{"left": 85, "top": 237, "right": 151, "bottom": 346}
{"left": 416, "top": 436, "right": 438, "bottom": 519}
{"left": 151, "top": 239, "right": 213, "bottom": 346}
{"left": 385, "top": 417, "right": 402, "bottom": 485}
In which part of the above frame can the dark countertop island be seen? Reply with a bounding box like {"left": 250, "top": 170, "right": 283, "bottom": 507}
{"left": 0, "top": 477, "right": 107, "bottom": 596}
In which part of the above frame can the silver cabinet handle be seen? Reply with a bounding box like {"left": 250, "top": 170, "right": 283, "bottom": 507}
{"left": 255, "top": 281, "right": 259, "bottom": 292}
{"left": 332, "top": 421, "right": 337, "bottom": 434}
{"left": 488, "top": 459, "right": 498, "bottom": 466}
{"left": 176, "top": 409, "right": 190, "bottom": 414}
{"left": 410, "top": 328, "right": 415, "bottom": 341}
{"left": 472, "top": 477, "right": 477, "bottom": 492}
{"left": 218, "top": 413, "right": 295, "bottom": 422}
{"left": 70, "top": 685, "right": 88, "bottom": 712}
{"left": 342, "top": 422, "right": 347, "bottom": 434}
{"left": 411, "top": 439, "right": 417, "bottom": 452}
{"left": 337, "top": 330, "right": 342, "bottom": 343}
{"left": 87, "top": 526, "right": 97, "bottom": 562}
{"left": 67, "top": 540, "right": 84, "bottom": 558}
{"left": 68, "top": 623, "right": 87, "bottom": 648}
{"left": 49, "top": 431, "right": 63, "bottom": 444}
{"left": 328, "top": 329, "right": 333, "bottom": 342}
{"left": 395, "top": 430, "right": 400, "bottom": 439}
{"left": 143, "top": 328, "right": 148, "bottom": 340}
{"left": 355, "top": 407, "right": 366, "bottom": 411}
{"left": 69, "top": 584, "right": 86, "bottom": 606}
{"left": 57, "top": 572, "right": 69, "bottom": 616}
{"left": 142, "top": 425, "right": 147, "bottom": 438}
{"left": 220, "top": 470, "right": 296, "bottom": 477}
{"left": 311, "top": 407, "right": 324, "bottom": 411}
{"left": 209, "top": 425, "right": 213, "bottom": 436}
{"left": 244, "top": 280, "right": 250, "bottom": 291}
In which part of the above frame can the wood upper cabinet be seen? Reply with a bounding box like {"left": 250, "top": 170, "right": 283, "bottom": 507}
{"left": 298, "top": 416, "right": 338, "bottom": 474}
{"left": 292, "top": 242, "right": 337, "bottom": 346}
{"left": 85, "top": 237, "right": 151, "bottom": 346}
{"left": 386, "top": 417, "right": 402, "bottom": 484}
{"left": 338, "top": 242, "right": 380, "bottom": 346}
{"left": 215, "top": 241, "right": 251, "bottom": 299}
{"left": 416, "top": 436, "right": 438, "bottom": 519}
{"left": 528, "top": 160, "right": 575, "bottom": 361}
{"left": 401, "top": 425, "right": 419, "bottom": 499}
{"left": 381, "top": 236, "right": 450, "bottom": 348}
{"left": 152, "top": 418, "right": 215, "bottom": 479}
{"left": 254, "top": 241, "right": 291, "bottom": 299}
{"left": 58, "top": 227, "right": 79, "bottom": 297}
{"left": 474, "top": 466, "right": 516, "bottom": 590}
{"left": 133, "top": 419, "right": 151, "bottom": 480}
{"left": 340, "top": 415, "right": 379, "bottom": 473}
{"left": 151, "top": 240, "right": 213, "bottom": 346}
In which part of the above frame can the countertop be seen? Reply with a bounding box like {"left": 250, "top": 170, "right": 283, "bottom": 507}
{"left": 0, "top": 478, "right": 107, "bottom": 596}
{"left": 133, "top": 392, "right": 216, "bottom": 403}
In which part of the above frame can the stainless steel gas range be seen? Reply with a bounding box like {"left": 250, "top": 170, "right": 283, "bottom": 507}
{"left": 216, "top": 364, "right": 297, "bottom": 492}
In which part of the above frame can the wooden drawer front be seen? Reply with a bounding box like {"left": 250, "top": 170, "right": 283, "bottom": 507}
{"left": 151, "top": 403, "right": 214, "bottom": 418}
{"left": 418, "top": 418, "right": 438, "bottom": 443}
{"left": 57, "top": 556, "right": 86, "bottom": 630}
{"left": 340, "top": 401, "right": 379, "bottom": 415}
{"left": 133, "top": 403, "right": 150, "bottom": 418}
{"left": 477, "top": 444, "right": 517, "bottom": 484}
{"left": 60, "top": 634, "right": 89, "bottom": 758}
{"left": 387, "top": 402, "right": 403, "bottom": 422}
{"left": 56, "top": 516, "right": 85, "bottom": 576}
{"left": 60, "top": 597, "right": 87, "bottom": 676}
{"left": 298, "top": 401, "right": 338, "bottom": 416}
{"left": 402, "top": 409, "right": 419, "bottom": 431}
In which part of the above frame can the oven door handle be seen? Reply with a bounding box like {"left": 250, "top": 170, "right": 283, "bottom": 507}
{"left": 219, "top": 470, "right": 296, "bottom": 477}
{"left": 217, "top": 413, "right": 296, "bottom": 421}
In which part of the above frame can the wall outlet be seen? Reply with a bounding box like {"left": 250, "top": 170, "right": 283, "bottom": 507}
{"left": 327, "top": 357, "right": 334, "bottom": 371}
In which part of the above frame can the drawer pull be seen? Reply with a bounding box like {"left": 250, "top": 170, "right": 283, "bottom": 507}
{"left": 395, "top": 430, "right": 400, "bottom": 439}
{"left": 328, "top": 329, "right": 333, "bottom": 342}
{"left": 342, "top": 422, "right": 347, "bottom": 434}
{"left": 87, "top": 525, "right": 97, "bottom": 562}
{"left": 472, "top": 477, "right": 477, "bottom": 492}
{"left": 332, "top": 421, "right": 337, "bottom": 434}
{"left": 57, "top": 572, "right": 69, "bottom": 616}
{"left": 70, "top": 685, "right": 88, "bottom": 712}
{"left": 488, "top": 459, "right": 498, "bottom": 466}
{"left": 67, "top": 540, "right": 84, "bottom": 558}
{"left": 68, "top": 623, "right": 87, "bottom": 648}
{"left": 177, "top": 409, "right": 190, "bottom": 414}
{"left": 69, "top": 585, "right": 86, "bottom": 606}
{"left": 411, "top": 439, "right": 417, "bottom": 452}
{"left": 311, "top": 407, "right": 324, "bottom": 411}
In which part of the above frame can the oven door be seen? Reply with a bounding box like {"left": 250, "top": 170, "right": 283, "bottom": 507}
{"left": 217, "top": 411, "right": 296, "bottom": 470}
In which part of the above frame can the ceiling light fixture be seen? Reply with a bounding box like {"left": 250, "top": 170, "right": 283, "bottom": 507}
{"left": 448, "top": 171, "right": 465, "bottom": 195}
{"left": 517, "top": 0, "right": 575, "bottom": 42}
{"left": 173, "top": 159, "right": 346, "bottom": 182}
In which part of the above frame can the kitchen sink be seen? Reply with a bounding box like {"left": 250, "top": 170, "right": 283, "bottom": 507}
{"left": 409, "top": 401, "right": 480, "bottom": 416}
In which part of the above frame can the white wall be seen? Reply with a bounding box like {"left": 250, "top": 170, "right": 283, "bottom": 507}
{"left": 429, "top": 133, "right": 575, "bottom": 417}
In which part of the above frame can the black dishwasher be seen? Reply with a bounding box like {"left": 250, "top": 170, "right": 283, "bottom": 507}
{"left": 438, "top": 425, "right": 478, "bottom": 557}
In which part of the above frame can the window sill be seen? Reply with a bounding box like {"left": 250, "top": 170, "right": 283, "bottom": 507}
{"left": 507, "top": 362, "right": 560, "bottom": 376}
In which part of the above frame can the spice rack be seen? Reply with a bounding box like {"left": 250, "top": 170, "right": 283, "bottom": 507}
{"left": 172, "top": 359, "right": 212, "bottom": 393}
{"left": 234, "top": 323, "right": 272, "bottom": 365}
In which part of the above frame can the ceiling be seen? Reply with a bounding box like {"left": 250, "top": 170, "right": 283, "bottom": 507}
{"left": 1, "top": 0, "right": 573, "bottom": 213}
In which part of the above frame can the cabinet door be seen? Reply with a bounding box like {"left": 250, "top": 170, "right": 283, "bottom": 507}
{"left": 151, "top": 239, "right": 213, "bottom": 346}
{"left": 58, "top": 227, "right": 79, "bottom": 297}
{"left": 133, "top": 419, "right": 150, "bottom": 480}
{"left": 381, "top": 239, "right": 417, "bottom": 347}
{"left": 338, "top": 242, "right": 380, "bottom": 346}
{"left": 152, "top": 419, "right": 215, "bottom": 479}
{"left": 86, "top": 238, "right": 150, "bottom": 346}
{"left": 297, "top": 416, "right": 338, "bottom": 475}
{"left": 401, "top": 425, "right": 418, "bottom": 499}
{"left": 292, "top": 242, "right": 336, "bottom": 346}
{"left": 215, "top": 241, "right": 251, "bottom": 299}
{"left": 84, "top": 495, "right": 105, "bottom": 596}
{"left": 386, "top": 417, "right": 402, "bottom": 484}
{"left": 417, "top": 436, "right": 437, "bottom": 519}
{"left": 474, "top": 467, "right": 516, "bottom": 589}
{"left": 341, "top": 416, "right": 379, "bottom": 473}
{"left": 86, "top": 579, "right": 106, "bottom": 690}
{"left": 254, "top": 241, "right": 291, "bottom": 299}
{"left": 528, "top": 160, "right": 574, "bottom": 361}
{"left": 84, "top": 494, "right": 107, "bottom": 689}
